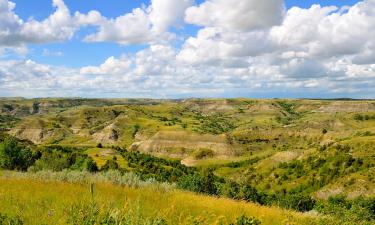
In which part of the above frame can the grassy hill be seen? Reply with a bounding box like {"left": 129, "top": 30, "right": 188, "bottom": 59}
{"left": 0, "top": 171, "right": 325, "bottom": 225}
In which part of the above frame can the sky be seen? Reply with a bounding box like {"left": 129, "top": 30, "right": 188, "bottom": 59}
{"left": 0, "top": 0, "right": 374, "bottom": 99}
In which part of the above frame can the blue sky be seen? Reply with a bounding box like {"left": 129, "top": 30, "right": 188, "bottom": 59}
{"left": 9, "top": 0, "right": 361, "bottom": 67}
{"left": 0, "top": 0, "right": 373, "bottom": 98}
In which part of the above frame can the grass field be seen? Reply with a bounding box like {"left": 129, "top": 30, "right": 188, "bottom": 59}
{"left": 0, "top": 172, "right": 323, "bottom": 225}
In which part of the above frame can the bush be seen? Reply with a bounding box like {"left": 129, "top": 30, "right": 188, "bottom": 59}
{"left": 0, "top": 213, "right": 23, "bottom": 225}
{"left": 0, "top": 137, "right": 35, "bottom": 171}
{"left": 177, "top": 173, "right": 206, "bottom": 193}
{"left": 177, "top": 170, "right": 218, "bottom": 195}
{"left": 220, "top": 180, "right": 240, "bottom": 199}
{"left": 192, "top": 148, "right": 214, "bottom": 159}
{"left": 315, "top": 196, "right": 375, "bottom": 224}
{"left": 85, "top": 158, "right": 99, "bottom": 172}
{"left": 354, "top": 114, "right": 364, "bottom": 121}
{"left": 31, "top": 151, "right": 71, "bottom": 172}
{"left": 240, "top": 185, "right": 261, "bottom": 203}
{"left": 101, "top": 159, "right": 119, "bottom": 171}
{"left": 231, "top": 215, "right": 261, "bottom": 225}
{"left": 280, "top": 193, "right": 316, "bottom": 212}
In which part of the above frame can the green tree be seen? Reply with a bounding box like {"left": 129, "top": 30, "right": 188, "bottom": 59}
{"left": 32, "top": 151, "right": 70, "bottom": 172}
{"left": 85, "top": 158, "right": 99, "bottom": 172}
{"left": 32, "top": 102, "right": 40, "bottom": 114}
{"left": 101, "top": 159, "right": 119, "bottom": 171}
{"left": 240, "top": 185, "right": 261, "bottom": 203}
{"left": 354, "top": 114, "right": 364, "bottom": 121}
{"left": 0, "top": 137, "right": 34, "bottom": 171}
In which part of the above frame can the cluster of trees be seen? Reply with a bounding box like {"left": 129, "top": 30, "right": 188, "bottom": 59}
{"left": 0, "top": 138, "right": 36, "bottom": 171}
{"left": 316, "top": 195, "right": 375, "bottom": 223}
{"left": 0, "top": 115, "right": 20, "bottom": 130}
{"left": 177, "top": 170, "right": 315, "bottom": 212}
{"left": 193, "top": 113, "right": 237, "bottom": 134}
{"left": 0, "top": 137, "right": 98, "bottom": 172}
{"left": 121, "top": 150, "right": 196, "bottom": 182}
{"left": 353, "top": 114, "right": 375, "bottom": 121}
{"left": 274, "top": 101, "right": 300, "bottom": 125}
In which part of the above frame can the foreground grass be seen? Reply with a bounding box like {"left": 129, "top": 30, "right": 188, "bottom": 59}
{"left": 0, "top": 171, "right": 323, "bottom": 225}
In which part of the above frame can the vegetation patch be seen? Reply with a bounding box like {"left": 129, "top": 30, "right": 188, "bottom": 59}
{"left": 192, "top": 148, "right": 215, "bottom": 159}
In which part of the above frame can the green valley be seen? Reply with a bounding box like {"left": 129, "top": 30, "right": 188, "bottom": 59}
{"left": 1, "top": 98, "right": 375, "bottom": 224}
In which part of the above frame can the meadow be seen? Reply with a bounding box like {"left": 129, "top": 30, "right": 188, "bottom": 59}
{"left": 0, "top": 171, "right": 323, "bottom": 225}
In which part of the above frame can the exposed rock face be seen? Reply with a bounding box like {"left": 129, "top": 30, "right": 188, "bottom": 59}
{"left": 316, "top": 101, "right": 375, "bottom": 113}
{"left": 182, "top": 99, "right": 235, "bottom": 114}
{"left": 130, "top": 131, "right": 233, "bottom": 157}
{"left": 10, "top": 128, "right": 64, "bottom": 144}
{"left": 92, "top": 123, "right": 120, "bottom": 144}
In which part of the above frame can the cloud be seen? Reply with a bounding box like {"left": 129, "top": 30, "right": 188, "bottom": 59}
{"left": 270, "top": 1, "right": 375, "bottom": 60}
{"left": 42, "top": 49, "right": 63, "bottom": 57}
{"left": 0, "top": 0, "right": 78, "bottom": 46}
{"left": 149, "top": 0, "right": 193, "bottom": 33}
{"left": 1, "top": 0, "right": 375, "bottom": 98}
{"left": 79, "top": 0, "right": 193, "bottom": 45}
{"left": 177, "top": 27, "right": 271, "bottom": 66}
{"left": 178, "top": 0, "right": 375, "bottom": 82}
{"left": 185, "top": 0, "right": 285, "bottom": 31}
{"left": 0, "top": 0, "right": 23, "bottom": 46}
{"left": 80, "top": 56, "right": 131, "bottom": 75}
{"left": 0, "top": 0, "right": 193, "bottom": 47}
{"left": 80, "top": 8, "right": 156, "bottom": 45}
{"left": 280, "top": 58, "right": 327, "bottom": 78}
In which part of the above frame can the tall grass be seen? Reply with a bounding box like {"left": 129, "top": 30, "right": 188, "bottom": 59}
{"left": 0, "top": 170, "right": 173, "bottom": 191}
{"left": 0, "top": 171, "right": 325, "bottom": 225}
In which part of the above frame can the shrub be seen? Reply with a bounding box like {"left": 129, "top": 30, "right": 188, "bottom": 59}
{"left": 315, "top": 196, "right": 375, "bottom": 224}
{"left": 240, "top": 185, "right": 261, "bottom": 203}
{"left": 101, "top": 159, "right": 119, "bottom": 171}
{"left": 31, "top": 151, "right": 71, "bottom": 172}
{"left": 231, "top": 215, "right": 261, "bottom": 225}
{"left": 177, "top": 170, "right": 218, "bottom": 195}
{"left": 354, "top": 114, "right": 364, "bottom": 121}
{"left": 177, "top": 173, "right": 206, "bottom": 193}
{"left": 0, "top": 213, "right": 23, "bottom": 225}
{"left": 192, "top": 148, "right": 214, "bottom": 159}
{"left": 280, "top": 193, "right": 316, "bottom": 212}
{"left": 0, "top": 137, "right": 35, "bottom": 171}
{"left": 220, "top": 180, "right": 240, "bottom": 199}
{"left": 85, "top": 158, "right": 99, "bottom": 172}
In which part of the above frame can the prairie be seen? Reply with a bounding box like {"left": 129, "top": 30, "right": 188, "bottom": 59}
{"left": 0, "top": 171, "right": 321, "bottom": 225}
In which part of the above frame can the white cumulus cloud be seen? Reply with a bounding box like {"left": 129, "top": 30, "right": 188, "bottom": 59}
{"left": 185, "top": 0, "right": 285, "bottom": 31}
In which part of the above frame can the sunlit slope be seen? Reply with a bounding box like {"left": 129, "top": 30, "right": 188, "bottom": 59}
{"left": 0, "top": 176, "right": 322, "bottom": 225}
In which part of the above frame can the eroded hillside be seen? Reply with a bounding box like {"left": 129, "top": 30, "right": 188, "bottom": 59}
{"left": 1, "top": 98, "right": 375, "bottom": 200}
